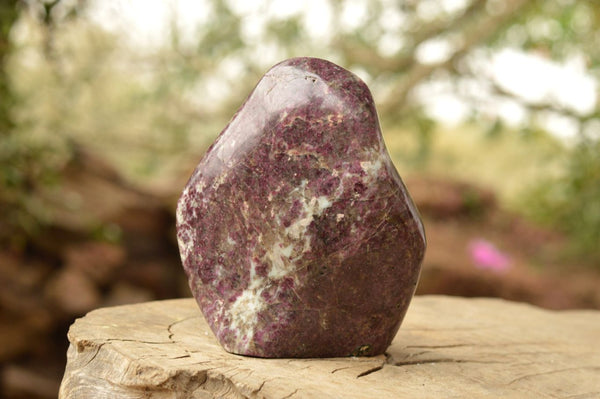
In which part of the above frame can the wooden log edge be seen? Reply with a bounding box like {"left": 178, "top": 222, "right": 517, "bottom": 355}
{"left": 59, "top": 296, "right": 600, "bottom": 398}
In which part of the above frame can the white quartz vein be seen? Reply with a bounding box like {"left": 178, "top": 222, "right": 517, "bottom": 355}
{"left": 223, "top": 149, "right": 387, "bottom": 351}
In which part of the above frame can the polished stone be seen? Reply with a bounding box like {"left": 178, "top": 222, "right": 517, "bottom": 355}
{"left": 176, "top": 57, "right": 426, "bottom": 358}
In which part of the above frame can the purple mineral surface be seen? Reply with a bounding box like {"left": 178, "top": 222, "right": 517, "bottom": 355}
{"left": 176, "top": 57, "right": 426, "bottom": 358}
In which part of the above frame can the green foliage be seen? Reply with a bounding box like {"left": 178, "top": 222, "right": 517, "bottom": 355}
{"left": 196, "top": 1, "right": 244, "bottom": 59}
{"left": 384, "top": 123, "right": 566, "bottom": 206}
{"left": 0, "top": 131, "right": 68, "bottom": 247}
{"left": 0, "top": 0, "right": 598, "bottom": 267}
{"left": 523, "top": 140, "right": 600, "bottom": 265}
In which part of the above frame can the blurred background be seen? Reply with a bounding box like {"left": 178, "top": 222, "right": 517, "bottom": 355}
{"left": 1, "top": 0, "right": 599, "bottom": 397}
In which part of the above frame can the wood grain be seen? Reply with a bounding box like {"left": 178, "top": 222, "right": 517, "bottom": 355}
{"left": 59, "top": 296, "right": 600, "bottom": 398}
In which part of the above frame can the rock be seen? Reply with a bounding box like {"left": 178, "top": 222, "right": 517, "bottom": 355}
{"left": 3, "top": 365, "right": 61, "bottom": 399}
{"left": 176, "top": 57, "right": 426, "bottom": 357}
{"left": 102, "top": 282, "right": 154, "bottom": 307}
{"left": 45, "top": 268, "right": 101, "bottom": 315}
{"left": 404, "top": 175, "right": 496, "bottom": 219}
{"left": 58, "top": 297, "right": 600, "bottom": 398}
{"left": 64, "top": 242, "right": 125, "bottom": 285}
{"left": 0, "top": 318, "right": 38, "bottom": 362}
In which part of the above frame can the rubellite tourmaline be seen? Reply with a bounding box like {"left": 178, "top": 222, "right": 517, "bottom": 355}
{"left": 176, "top": 57, "right": 426, "bottom": 358}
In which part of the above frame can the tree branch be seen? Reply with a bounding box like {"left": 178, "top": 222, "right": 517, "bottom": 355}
{"left": 397, "top": 0, "right": 488, "bottom": 73}
{"left": 379, "top": 0, "right": 532, "bottom": 117}
{"left": 334, "top": 0, "right": 487, "bottom": 75}
{"left": 477, "top": 75, "right": 600, "bottom": 137}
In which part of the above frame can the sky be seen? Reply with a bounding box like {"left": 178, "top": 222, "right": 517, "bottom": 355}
{"left": 86, "top": 0, "right": 597, "bottom": 141}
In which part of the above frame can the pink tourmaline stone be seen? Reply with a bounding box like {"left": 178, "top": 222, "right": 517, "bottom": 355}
{"left": 176, "top": 57, "right": 426, "bottom": 358}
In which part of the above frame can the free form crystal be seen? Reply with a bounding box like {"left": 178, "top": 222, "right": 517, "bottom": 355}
{"left": 176, "top": 57, "right": 426, "bottom": 358}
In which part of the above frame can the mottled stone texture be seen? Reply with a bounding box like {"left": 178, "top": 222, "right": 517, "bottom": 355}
{"left": 176, "top": 57, "right": 426, "bottom": 358}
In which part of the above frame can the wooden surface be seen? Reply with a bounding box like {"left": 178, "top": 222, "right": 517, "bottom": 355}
{"left": 59, "top": 296, "right": 600, "bottom": 398}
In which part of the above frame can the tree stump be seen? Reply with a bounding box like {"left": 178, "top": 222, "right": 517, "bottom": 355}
{"left": 59, "top": 296, "right": 600, "bottom": 398}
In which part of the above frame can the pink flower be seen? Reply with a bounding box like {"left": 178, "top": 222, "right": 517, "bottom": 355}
{"left": 468, "top": 239, "right": 511, "bottom": 272}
